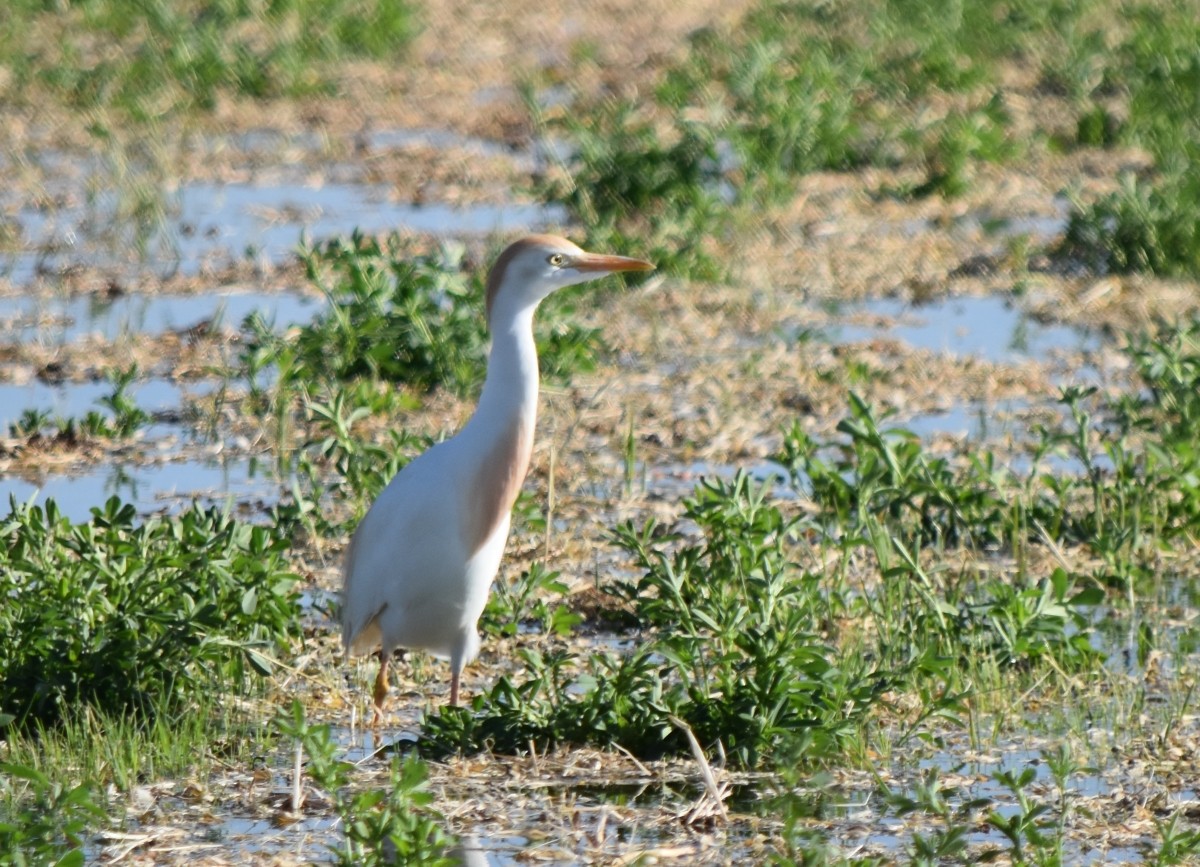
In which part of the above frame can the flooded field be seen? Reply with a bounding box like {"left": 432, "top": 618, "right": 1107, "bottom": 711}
{"left": 3, "top": 0, "right": 1200, "bottom": 865}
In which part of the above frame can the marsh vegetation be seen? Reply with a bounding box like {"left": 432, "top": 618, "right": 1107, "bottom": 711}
{"left": 2, "top": 0, "right": 1200, "bottom": 864}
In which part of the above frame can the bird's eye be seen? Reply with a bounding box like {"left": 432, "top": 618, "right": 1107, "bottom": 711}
{"left": 548, "top": 253, "right": 565, "bottom": 266}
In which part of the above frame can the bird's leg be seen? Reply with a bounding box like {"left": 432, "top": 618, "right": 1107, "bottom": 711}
{"left": 449, "top": 669, "right": 460, "bottom": 707}
{"left": 372, "top": 654, "right": 389, "bottom": 726}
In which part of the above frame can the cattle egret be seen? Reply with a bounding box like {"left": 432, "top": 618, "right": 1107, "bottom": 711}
{"left": 341, "top": 235, "right": 654, "bottom": 714}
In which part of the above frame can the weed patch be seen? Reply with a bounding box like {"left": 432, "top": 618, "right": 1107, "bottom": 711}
{"left": 0, "top": 497, "right": 301, "bottom": 729}
{"left": 0, "top": 763, "right": 105, "bottom": 867}
{"left": 2, "top": 0, "right": 419, "bottom": 122}
{"left": 277, "top": 702, "right": 453, "bottom": 866}
{"left": 1055, "top": 1, "right": 1200, "bottom": 276}
{"left": 1062, "top": 172, "right": 1200, "bottom": 276}
{"left": 534, "top": 0, "right": 1066, "bottom": 276}
{"left": 241, "top": 232, "right": 603, "bottom": 403}
{"left": 426, "top": 475, "right": 913, "bottom": 769}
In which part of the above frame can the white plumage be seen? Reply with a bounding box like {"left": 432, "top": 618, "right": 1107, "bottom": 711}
{"left": 341, "top": 235, "right": 654, "bottom": 713}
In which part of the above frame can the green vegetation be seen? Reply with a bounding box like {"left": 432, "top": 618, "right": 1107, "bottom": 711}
{"left": 0, "top": 494, "right": 302, "bottom": 856}
{"left": 1062, "top": 172, "right": 1200, "bottom": 276}
{"left": 0, "top": 0, "right": 419, "bottom": 122}
{"left": 427, "top": 474, "right": 914, "bottom": 767}
{"left": 7, "top": 366, "right": 150, "bottom": 442}
{"left": 481, "top": 561, "right": 581, "bottom": 638}
{"left": 1057, "top": 1, "right": 1200, "bottom": 275}
{"left": 423, "top": 320, "right": 1200, "bottom": 773}
{"left": 249, "top": 235, "right": 490, "bottom": 398}
{"left": 273, "top": 388, "right": 428, "bottom": 539}
{"left": 277, "top": 702, "right": 453, "bottom": 866}
{"left": 0, "top": 764, "right": 105, "bottom": 867}
{"left": 535, "top": 0, "right": 1200, "bottom": 277}
{"left": 4, "top": 0, "right": 1200, "bottom": 861}
{"left": 241, "top": 232, "right": 603, "bottom": 404}
{"left": 0, "top": 497, "right": 301, "bottom": 729}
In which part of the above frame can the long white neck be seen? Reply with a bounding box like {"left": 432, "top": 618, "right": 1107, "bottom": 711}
{"left": 472, "top": 304, "right": 539, "bottom": 434}
{"left": 454, "top": 301, "right": 540, "bottom": 554}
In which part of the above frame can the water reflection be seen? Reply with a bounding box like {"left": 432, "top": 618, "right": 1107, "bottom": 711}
{"left": 5, "top": 181, "right": 565, "bottom": 284}
{"left": 0, "top": 455, "right": 281, "bottom": 522}
{"left": 0, "top": 289, "right": 320, "bottom": 343}
{"left": 832, "top": 295, "right": 1100, "bottom": 365}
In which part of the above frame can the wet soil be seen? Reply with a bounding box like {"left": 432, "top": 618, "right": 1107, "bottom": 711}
{"left": 3, "top": 0, "right": 1200, "bottom": 864}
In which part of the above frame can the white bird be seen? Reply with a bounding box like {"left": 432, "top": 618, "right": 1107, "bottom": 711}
{"left": 341, "top": 234, "right": 654, "bottom": 714}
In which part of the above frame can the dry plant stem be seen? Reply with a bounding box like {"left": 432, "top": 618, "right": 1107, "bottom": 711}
{"left": 670, "top": 714, "right": 729, "bottom": 821}
{"left": 291, "top": 739, "right": 304, "bottom": 815}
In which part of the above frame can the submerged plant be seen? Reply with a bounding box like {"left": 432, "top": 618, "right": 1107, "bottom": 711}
{"left": 6, "top": 365, "right": 150, "bottom": 443}
{"left": 95, "top": 364, "right": 152, "bottom": 437}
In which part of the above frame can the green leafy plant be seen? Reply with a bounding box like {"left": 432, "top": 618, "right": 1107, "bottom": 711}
{"left": 247, "top": 234, "right": 488, "bottom": 396}
{"left": 0, "top": 497, "right": 301, "bottom": 729}
{"left": 276, "top": 701, "right": 453, "bottom": 867}
{"left": 273, "top": 388, "right": 428, "bottom": 539}
{"left": 422, "top": 646, "right": 688, "bottom": 761}
{"left": 427, "top": 473, "right": 903, "bottom": 768}
{"left": 951, "top": 568, "right": 1103, "bottom": 671}
{"left": 886, "top": 769, "right": 985, "bottom": 865}
{"left": 777, "top": 393, "right": 1009, "bottom": 548}
{"left": 1061, "top": 172, "right": 1200, "bottom": 276}
{"left": 910, "top": 95, "right": 1020, "bottom": 198}
{"left": 1151, "top": 812, "right": 1200, "bottom": 867}
{"left": 0, "top": 763, "right": 106, "bottom": 867}
{"left": 481, "top": 562, "right": 581, "bottom": 638}
{"left": 7, "top": 408, "right": 54, "bottom": 439}
{"left": 984, "top": 767, "right": 1056, "bottom": 864}
{"left": 3, "top": 0, "right": 419, "bottom": 122}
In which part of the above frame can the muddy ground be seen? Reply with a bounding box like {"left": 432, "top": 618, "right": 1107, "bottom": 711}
{"left": 2, "top": 0, "right": 1199, "bottom": 864}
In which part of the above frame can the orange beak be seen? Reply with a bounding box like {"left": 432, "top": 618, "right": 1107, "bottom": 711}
{"left": 569, "top": 252, "right": 656, "bottom": 273}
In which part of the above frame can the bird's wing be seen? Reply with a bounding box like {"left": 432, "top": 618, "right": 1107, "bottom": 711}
{"left": 338, "top": 443, "right": 464, "bottom": 655}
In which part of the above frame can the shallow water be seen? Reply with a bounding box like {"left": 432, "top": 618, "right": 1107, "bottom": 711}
{"left": 5, "top": 181, "right": 565, "bottom": 284}
{"left": 834, "top": 295, "right": 1100, "bottom": 365}
{"left": 0, "top": 377, "right": 203, "bottom": 425}
{"left": 0, "top": 453, "right": 281, "bottom": 522}
{"left": 898, "top": 401, "right": 1017, "bottom": 440}
{"left": 0, "top": 289, "right": 321, "bottom": 343}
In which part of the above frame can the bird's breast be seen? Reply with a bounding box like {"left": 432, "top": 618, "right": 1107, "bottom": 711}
{"left": 461, "top": 412, "right": 534, "bottom": 556}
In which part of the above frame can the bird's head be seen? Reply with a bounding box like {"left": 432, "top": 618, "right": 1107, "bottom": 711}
{"left": 485, "top": 235, "right": 654, "bottom": 326}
